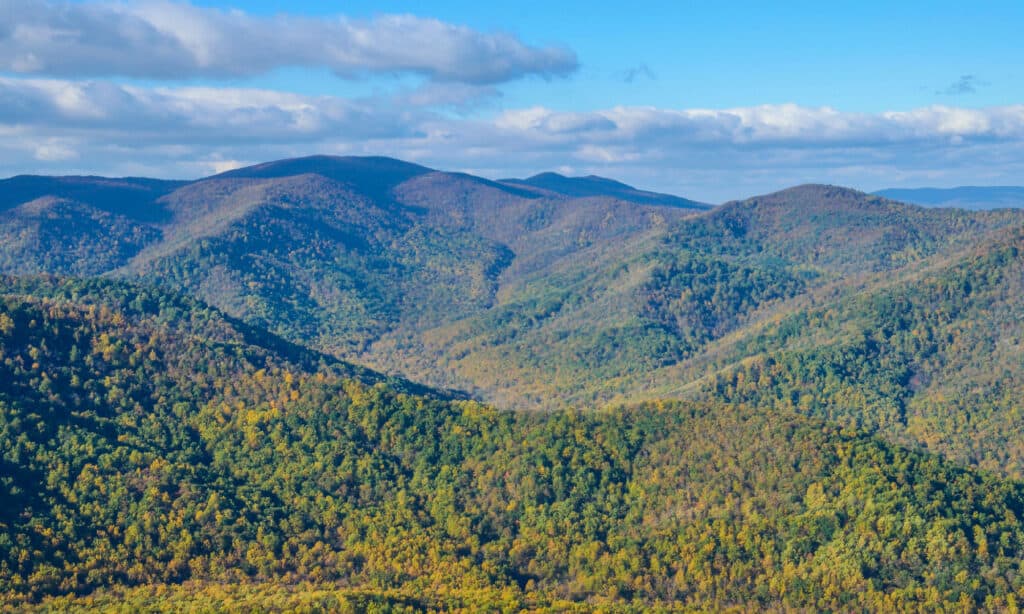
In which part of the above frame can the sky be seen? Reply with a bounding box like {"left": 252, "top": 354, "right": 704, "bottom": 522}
{"left": 2, "top": 1, "right": 1024, "bottom": 202}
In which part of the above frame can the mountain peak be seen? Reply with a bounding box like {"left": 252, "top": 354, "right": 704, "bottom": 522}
{"left": 212, "top": 155, "right": 435, "bottom": 199}
{"left": 762, "top": 183, "right": 872, "bottom": 200}
{"left": 213, "top": 154, "right": 432, "bottom": 177}
{"left": 722, "top": 183, "right": 897, "bottom": 214}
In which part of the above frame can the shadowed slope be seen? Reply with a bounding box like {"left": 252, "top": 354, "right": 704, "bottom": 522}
{"left": 0, "top": 175, "right": 184, "bottom": 223}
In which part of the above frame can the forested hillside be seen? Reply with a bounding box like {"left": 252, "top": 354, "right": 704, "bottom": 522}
{"left": 0, "top": 157, "right": 701, "bottom": 362}
{"left": 5, "top": 277, "right": 1024, "bottom": 611}
{"left": 377, "top": 183, "right": 1024, "bottom": 414}
{"left": 4, "top": 158, "right": 1024, "bottom": 610}
{"left": 687, "top": 224, "right": 1024, "bottom": 475}
{"left": 2, "top": 160, "right": 1022, "bottom": 435}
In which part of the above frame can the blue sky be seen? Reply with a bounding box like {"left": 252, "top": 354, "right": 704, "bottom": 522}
{"left": 3, "top": 1, "right": 1024, "bottom": 201}
{"left": 193, "top": 1, "right": 1023, "bottom": 112}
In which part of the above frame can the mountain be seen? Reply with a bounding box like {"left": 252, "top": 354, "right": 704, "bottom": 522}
{"left": 3, "top": 160, "right": 1024, "bottom": 469}
{"left": 659, "top": 184, "right": 1024, "bottom": 275}
{"left": 5, "top": 277, "right": 1024, "bottom": 611}
{"left": 119, "top": 170, "right": 516, "bottom": 356}
{"left": 0, "top": 175, "right": 185, "bottom": 222}
{"left": 875, "top": 186, "right": 1024, "bottom": 210}
{"left": 0, "top": 175, "right": 185, "bottom": 275}
{"left": 214, "top": 154, "right": 434, "bottom": 201}
{"left": 375, "top": 184, "right": 1023, "bottom": 410}
{"left": 6, "top": 159, "right": 1024, "bottom": 609}
{"left": 0, "top": 156, "right": 704, "bottom": 360}
{"left": 501, "top": 171, "right": 711, "bottom": 209}
{"left": 2, "top": 162, "right": 1023, "bottom": 423}
{"left": 622, "top": 222, "right": 1024, "bottom": 471}
{"left": 0, "top": 198, "right": 163, "bottom": 276}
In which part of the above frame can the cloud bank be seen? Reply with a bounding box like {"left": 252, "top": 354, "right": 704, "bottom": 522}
{"left": 3, "top": 77, "right": 1024, "bottom": 201}
{"left": 0, "top": 0, "right": 578, "bottom": 83}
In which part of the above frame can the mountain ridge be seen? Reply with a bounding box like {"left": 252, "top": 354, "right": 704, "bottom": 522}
{"left": 501, "top": 170, "right": 711, "bottom": 209}
{"left": 2, "top": 156, "right": 1024, "bottom": 470}
{"left": 874, "top": 185, "right": 1024, "bottom": 210}
{"left": 0, "top": 175, "right": 186, "bottom": 223}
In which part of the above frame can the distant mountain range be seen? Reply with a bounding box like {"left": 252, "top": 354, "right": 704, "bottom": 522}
{"left": 2, "top": 156, "right": 1022, "bottom": 460}
{"left": 874, "top": 185, "right": 1024, "bottom": 210}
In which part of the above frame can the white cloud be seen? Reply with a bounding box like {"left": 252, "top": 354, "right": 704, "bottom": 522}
{"left": 574, "top": 144, "right": 640, "bottom": 163}
{"left": 0, "top": 77, "right": 424, "bottom": 142}
{"left": 204, "top": 158, "right": 247, "bottom": 175}
{"left": 0, "top": 0, "right": 578, "bottom": 84}
{"left": 396, "top": 82, "right": 501, "bottom": 111}
{"left": 32, "top": 138, "right": 78, "bottom": 161}
{"left": 3, "top": 76, "right": 1024, "bottom": 201}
